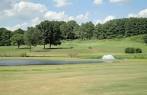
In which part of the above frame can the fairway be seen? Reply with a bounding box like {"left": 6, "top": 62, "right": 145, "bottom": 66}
{"left": 0, "top": 59, "right": 147, "bottom": 95}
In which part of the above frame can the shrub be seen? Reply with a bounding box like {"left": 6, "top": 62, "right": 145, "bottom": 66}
{"left": 143, "top": 35, "right": 147, "bottom": 44}
{"left": 135, "top": 48, "right": 142, "bottom": 53}
{"left": 125, "top": 47, "right": 142, "bottom": 54}
{"left": 70, "top": 46, "right": 74, "bottom": 49}
{"left": 88, "top": 46, "right": 92, "bottom": 49}
{"left": 125, "top": 47, "right": 135, "bottom": 53}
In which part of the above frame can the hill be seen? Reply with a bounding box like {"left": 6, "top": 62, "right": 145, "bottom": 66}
{"left": 0, "top": 35, "right": 146, "bottom": 59}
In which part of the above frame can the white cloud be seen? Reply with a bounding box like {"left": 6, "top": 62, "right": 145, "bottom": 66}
{"left": 94, "top": 0, "right": 130, "bottom": 5}
{"left": 4, "top": 1, "right": 47, "bottom": 17}
{"left": 44, "top": 11, "right": 67, "bottom": 21}
{"left": 104, "top": 16, "right": 115, "bottom": 22}
{"left": 6, "top": 22, "right": 28, "bottom": 31}
{"left": 53, "top": 0, "right": 71, "bottom": 7}
{"left": 74, "top": 12, "right": 90, "bottom": 23}
{"left": 0, "top": 1, "right": 48, "bottom": 30}
{"left": 128, "top": 13, "right": 137, "bottom": 18}
{"left": 0, "top": 0, "right": 18, "bottom": 11}
{"left": 0, "top": 1, "right": 47, "bottom": 21}
{"left": 138, "top": 9, "right": 147, "bottom": 17}
{"left": 109, "top": 0, "right": 130, "bottom": 3}
{"left": 96, "top": 15, "right": 115, "bottom": 24}
{"left": 6, "top": 11, "right": 90, "bottom": 30}
{"left": 94, "top": 0, "right": 103, "bottom": 5}
{"left": 128, "top": 9, "right": 147, "bottom": 18}
{"left": 44, "top": 11, "right": 89, "bottom": 23}
{"left": 0, "top": 1, "right": 90, "bottom": 30}
{"left": 31, "top": 17, "right": 42, "bottom": 27}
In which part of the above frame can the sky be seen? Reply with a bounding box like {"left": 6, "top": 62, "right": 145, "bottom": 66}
{"left": 0, "top": 0, "right": 147, "bottom": 30}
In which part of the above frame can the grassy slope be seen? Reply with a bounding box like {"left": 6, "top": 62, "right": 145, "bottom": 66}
{"left": 0, "top": 35, "right": 147, "bottom": 59}
{"left": 0, "top": 59, "right": 147, "bottom": 95}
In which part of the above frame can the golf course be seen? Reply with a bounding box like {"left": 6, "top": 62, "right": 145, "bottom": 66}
{"left": 0, "top": 35, "right": 147, "bottom": 95}
{"left": 1, "top": 0, "right": 147, "bottom": 94}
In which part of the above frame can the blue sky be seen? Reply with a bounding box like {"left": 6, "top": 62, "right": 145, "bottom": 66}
{"left": 32, "top": 0, "right": 147, "bottom": 19}
{"left": 0, "top": 0, "right": 147, "bottom": 30}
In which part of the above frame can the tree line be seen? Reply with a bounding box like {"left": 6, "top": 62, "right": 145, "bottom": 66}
{"left": 0, "top": 18, "right": 147, "bottom": 48}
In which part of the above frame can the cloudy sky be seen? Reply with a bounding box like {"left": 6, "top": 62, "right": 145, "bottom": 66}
{"left": 0, "top": 0, "right": 147, "bottom": 30}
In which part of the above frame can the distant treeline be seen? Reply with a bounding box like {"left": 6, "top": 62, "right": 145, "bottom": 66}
{"left": 0, "top": 18, "right": 147, "bottom": 48}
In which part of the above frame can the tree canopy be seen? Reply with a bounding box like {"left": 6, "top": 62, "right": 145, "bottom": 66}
{"left": 37, "top": 21, "right": 62, "bottom": 48}
{"left": 11, "top": 33, "right": 24, "bottom": 48}
{"left": 0, "top": 28, "right": 11, "bottom": 46}
{"left": 0, "top": 18, "right": 147, "bottom": 47}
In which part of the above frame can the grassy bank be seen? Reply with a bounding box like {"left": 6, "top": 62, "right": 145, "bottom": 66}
{"left": 0, "top": 35, "right": 147, "bottom": 59}
{"left": 0, "top": 59, "right": 147, "bottom": 95}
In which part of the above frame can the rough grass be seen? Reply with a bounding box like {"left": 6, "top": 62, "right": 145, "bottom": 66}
{"left": 0, "top": 59, "right": 147, "bottom": 95}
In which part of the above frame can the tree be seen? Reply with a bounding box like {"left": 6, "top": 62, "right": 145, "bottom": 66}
{"left": 0, "top": 18, "right": 147, "bottom": 46}
{"left": 60, "top": 22, "right": 68, "bottom": 39}
{"left": 94, "top": 24, "right": 105, "bottom": 39}
{"left": 48, "top": 21, "right": 62, "bottom": 48}
{"left": 10, "top": 28, "right": 25, "bottom": 48}
{"left": 36, "top": 20, "right": 51, "bottom": 48}
{"left": 24, "top": 27, "right": 41, "bottom": 49}
{"left": 66, "top": 20, "right": 79, "bottom": 39}
{"left": 60, "top": 20, "right": 79, "bottom": 40}
{"left": 0, "top": 28, "right": 11, "bottom": 46}
{"left": 11, "top": 34, "right": 24, "bottom": 48}
{"left": 37, "top": 21, "right": 62, "bottom": 48}
{"left": 94, "top": 18, "right": 147, "bottom": 39}
{"left": 13, "top": 28, "right": 25, "bottom": 34}
{"left": 79, "top": 22, "right": 95, "bottom": 40}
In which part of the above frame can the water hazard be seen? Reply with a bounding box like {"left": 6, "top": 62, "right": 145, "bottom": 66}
{"left": 0, "top": 59, "right": 103, "bottom": 66}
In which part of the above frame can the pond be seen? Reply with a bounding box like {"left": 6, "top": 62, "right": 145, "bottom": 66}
{"left": 0, "top": 59, "right": 103, "bottom": 66}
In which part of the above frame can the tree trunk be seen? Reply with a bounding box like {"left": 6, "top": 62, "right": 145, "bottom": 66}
{"left": 49, "top": 43, "right": 51, "bottom": 49}
{"left": 18, "top": 45, "right": 20, "bottom": 49}
{"left": 30, "top": 45, "right": 32, "bottom": 52}
{"left": 17, "top": 42, "right": 20, "bottom": 49}
{"left": 43, "top": 44, "right": 46, "bottom": 49}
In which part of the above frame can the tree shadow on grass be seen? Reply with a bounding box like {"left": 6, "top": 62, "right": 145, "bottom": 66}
{"left": 33, "top": 47, "right": 74, "bottom": 52}
{"left": 18, "top": 47, "right": 31, "bottom": 49}
{"left": 44, "top": 47, "right": 73, "bottom": 49}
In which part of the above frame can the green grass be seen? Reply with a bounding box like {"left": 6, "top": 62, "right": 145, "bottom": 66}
{"left": 0, "top": 35, "right": 147, "bottom": 59}
{"left": 0, "top": 59, "right": 147, "bottom": 95}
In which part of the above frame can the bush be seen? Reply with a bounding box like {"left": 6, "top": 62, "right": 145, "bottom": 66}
{"left": 143, "top": 35, "right": 147, "bottom": 44}
{"left": 125, "top": 47, "right": 135, "bottom": 53}
{"left": 70, "top": 46, "right": 74, "bottom": 49}
{"left": 88, "top": 46, "right": 92, "bottom": 49}
{"left": 135, "top": 48, "right": 142, "bottom": 53}
{"left": 125, "top": 47, "right": 142, "bottom": 54}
